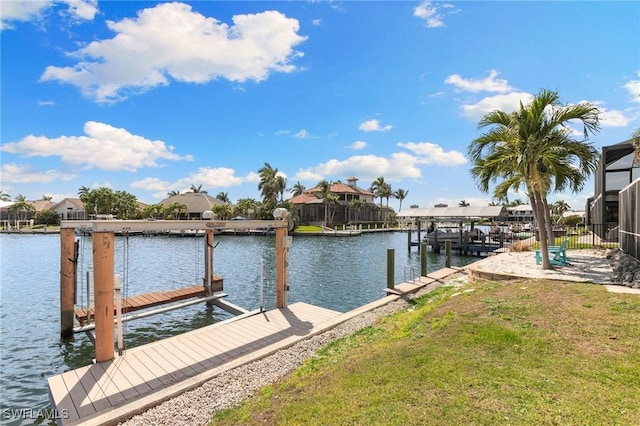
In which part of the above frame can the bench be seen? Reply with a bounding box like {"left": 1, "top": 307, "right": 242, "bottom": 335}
{"left": 535, "top": 238, "right": 570, "bottom": 266}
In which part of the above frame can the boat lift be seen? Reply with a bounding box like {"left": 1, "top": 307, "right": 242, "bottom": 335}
{"left": 59, "top": 218, "right": 292, "bottom": 363}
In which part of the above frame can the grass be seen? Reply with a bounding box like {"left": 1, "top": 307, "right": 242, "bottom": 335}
{"left": 211, "top": 280, "right": 640, "bottom": 426}
{"left": 293, "top": 225, "right": 323, "bottom": 233}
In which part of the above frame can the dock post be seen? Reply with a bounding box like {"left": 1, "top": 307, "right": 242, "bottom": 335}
{"left": 60, "top": 228, "right": 76, "bottom": 339}
{"left": 93, "top": 231, "right": 115, "bottom": 363}
{"left": 407, "top": 228, "right": 412, "bottom": 251}
{"left": 420, "top": 243, "right": 428, "bottom": 277}
{"left": 445, "top": 240, "right": 452, "bottom": 268}
{"left": 387, "top": 248, "right": 395, "bottom": 289}
{"left": 204, "top": 229, "right": 215, "bottom": 305}
{"left": 276, "top": 227, "right": 288, "bottom": 308}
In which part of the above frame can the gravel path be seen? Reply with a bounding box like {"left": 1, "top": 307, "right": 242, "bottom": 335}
{"left": 119, "top": 274, "right": 468, "bottom": 426}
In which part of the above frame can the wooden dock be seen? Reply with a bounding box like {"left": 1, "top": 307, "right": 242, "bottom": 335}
{"left": 48, "top": 302, "right": 342, "bottom": 426}
{"left": 74, "top": 278, "right": 223, "bottom": 325}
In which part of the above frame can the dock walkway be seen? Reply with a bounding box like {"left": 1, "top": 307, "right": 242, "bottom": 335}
{"left": 48, "top": 268, "right": 461, "bottom": 426}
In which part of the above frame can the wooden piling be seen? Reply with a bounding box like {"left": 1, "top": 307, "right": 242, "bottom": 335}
{"left": 60, "top": 228, "right": 76, "bottom": 339}
{"left": 420, "top": 243, "right": 428, "bottom": 277}
{"left": 445, "top": 239, "right": 452, "bottom": 268}
{"left": 93, "top": 231, "right": 115, "bottom": 363}
{"left": 387, "top": 248, "right": 395, "bottom": 289}
{"left": 276, "top": 227, "right": 288, "bottom": 308}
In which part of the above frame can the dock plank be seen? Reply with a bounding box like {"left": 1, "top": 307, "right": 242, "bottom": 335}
{"left": 50, "top": 302, "right": 343, "bottom": 425}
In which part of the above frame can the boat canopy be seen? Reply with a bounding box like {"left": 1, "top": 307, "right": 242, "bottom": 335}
{"left": 397, "top": 205, "right": 507, "bottom": 219}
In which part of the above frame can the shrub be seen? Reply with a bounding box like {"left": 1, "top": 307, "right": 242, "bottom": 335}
{"left": 509, "top": 240, "right": 531, "bottom": 252}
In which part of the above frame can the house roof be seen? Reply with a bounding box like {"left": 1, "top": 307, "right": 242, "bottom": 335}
{"left": 51, "top": 198, "right": 85, "bottom": 210}
{"left": 30, "top": 200, "right": 55, "bottom": 212}
{"left": 158, "top": 193, "right": 225, "bottom": 213}
{"left": 397, "top": 205, "right": 507, "bottom": 218}
{"left": 289, "top": 181, "right": 374, "bottom": 205}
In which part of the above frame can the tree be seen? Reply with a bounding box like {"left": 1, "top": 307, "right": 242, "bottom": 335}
{"left": 167, "top": 190, "right": 180, "bottom": 196}
{"left": 288, "top": 181, "right": 306, "bottom": 197}
{"left": 379, "top": 182, "right": 393, "bottom": 209}
{"left": 40, "top": 195, "right": 53, "bottom": 201}
{"left": 234, "top": 198, "right": 259, "bottom": 218}
{"left": 258, "top": 163, "right": 282, "bottom": 204}
{"left": 468, "top": 89, "right": 600, "bottom": 270}
{"left": 394, "top": 188, "right": 409, "bottom": 212}
{"left": 34, "top": 209, "right": 59, "bottom": 225}
{"left": 326, "top": 193, "right": 340, "bottom": 224}
{"left": 552, "top": 200, "right": 571, "bottom": 224}
{"left": 317, "top": 179, "right": 332, "bottom": 226}
{"left": 369, "top": 177, "right": 387, "bottom": 207}
{"left": 0, "top": 190, "right": 11, "bottom": 201}
{"left": 189, "top": 184, "right": 207, "bottom": 194}
{"left": 458, "top": 200, "right": 470, "bottom": 207}
{"left": 8, "top": 194, "right": 35, "bottom": 224}
{"left": 349, "top": 198, "right": 365, "bottom": 222}
{"left": 212, "top": 204, "right": 232, "bottom": 220}
{"left": 216, "top": 192, "right": 230, "bottom": 203}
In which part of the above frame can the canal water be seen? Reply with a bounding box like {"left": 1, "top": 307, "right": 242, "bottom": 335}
{"left": 0, "top": 231, "right": 478, "bottom": 425}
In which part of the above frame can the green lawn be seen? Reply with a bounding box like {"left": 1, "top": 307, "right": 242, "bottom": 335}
{"left": 212, "top": 279, "right": 640, "bottom": 426}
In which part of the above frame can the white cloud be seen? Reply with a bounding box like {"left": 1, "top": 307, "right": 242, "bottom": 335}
{"left": 0, "top": 163, "right": 77, "bottom": 184}
{"left": 0, "top": 0, "right": 97, "bottom": 31}
{"left": 295, "top": 154, "right": 421, "bottom": 182}
{"left": 293, "top": 129, "right": 313, "bottom": 139}
{"left": 414, "top": 1, "right": 458, "bottom": 28}
{"left": 623, "top": 72, "right": 640, "bottom": 102}
{"left": 39, "top": 3, "right": 307, "bottom": 103}
{"left": 445, "top": 69, "right": 513, "bottom": 93}
{"left": 460, "top": 91, "right": 534, "bottom": 121}
{"left": 1, "top": 121, "right": 193, "bottom": 172}
{"left": 311, "top": 19, "right": 321, "bottom": 26}
{"left": 598, "top": 106, "right": 634, "bottom": 127}
{"left": 358, "top": 119, "right": 392, "bottom": 132}
{"left": 132, "top": 166, "right": 245, "bottom": 198}
{"left": 397, "top": 142, "right": 467, "bottom": 166}
{"left": 349, "top": 141, "right": 367, "bottom": 150}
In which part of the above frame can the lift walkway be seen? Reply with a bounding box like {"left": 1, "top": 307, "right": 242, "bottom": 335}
{"left": 48, "top": 302, "right": 342, "bottom": 426}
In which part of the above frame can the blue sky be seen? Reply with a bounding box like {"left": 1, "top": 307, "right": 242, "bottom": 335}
{"left": 1, "top": 1, "right": 639, "bottom": 212}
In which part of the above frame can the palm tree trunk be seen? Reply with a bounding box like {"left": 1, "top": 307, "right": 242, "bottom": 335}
{"left": 531, "top": 191, "right": 552, "bottom": 270}
{"left": 542, "top": 197, "right": 554, "bottom": 246}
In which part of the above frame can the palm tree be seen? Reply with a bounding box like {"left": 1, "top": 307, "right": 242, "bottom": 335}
{"left": 394, "top": 188, "right": 409, "bottom": 212}
{"left": 167, "top": 190, "right": 180, "bottom": 196}
{"left": 275, "top": 175, "right": 287, "bottom": 202}
{"left": 216, "top": 192, "right": 230, "bottom": 203}
{"left": 78, "top": 186, "right": 91, "bottom": 201}
{"left": 258, "top": 163, "right": 280, "bottom": 204}
{"left": 552, "top": 200, "right": 571, "bottom": 224}
{"left": 326, "top": 193, "right": 340, "bottom": 224}
{"left": 189, "top": 184, "right": 207, "bottom": 194}
{"left": 288, "top": 181, "right": 306, "bottom": 197}
{"left": 317, "top": 179, "right": 332, "bottom": 226}
{"left": 349, "top": 198, "right": 365, "bottom": 222}
{"left": 369, "top": 177, "right": 387, "bottom": 207}
{"left": 379, "top": 182, "right": 393, "bottom": 208}
{"left": 458, "top": 200, "right": 470, "bottom": 207}
{"left": 468, "top": 89, "right": 600, "bottom": 269}
{"left": 40, "top": 195, "right": 53, "bottom": 201}
{"left": 0, "top": 190, "right": 11, "bottom": 201}
{"left": 8, "top": 194, "right": 34, "bottom": 225}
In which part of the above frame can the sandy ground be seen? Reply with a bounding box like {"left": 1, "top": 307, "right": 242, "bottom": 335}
{"left": 464, "top": 249, "right": 640, "bottom": 294}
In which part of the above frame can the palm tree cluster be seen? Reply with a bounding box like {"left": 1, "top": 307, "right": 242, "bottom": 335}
{"left": 369, "top": 177, "right": 409, "bottom": 211}
{"left": 468, "top": 89, "right": 600, "bottom": 269}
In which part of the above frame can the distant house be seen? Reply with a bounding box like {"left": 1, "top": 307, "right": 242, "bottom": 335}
{"left": 506, "top": 205, "right": 535, "bottom": 224}
{"left": 158, "top": 193, "right": 226, "bottom": 219}
{"left": 288, "top": 177, "right": 391, "bottom": 225}
{"left": 52, "top": 198, "right": 88, "bottom": 220}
